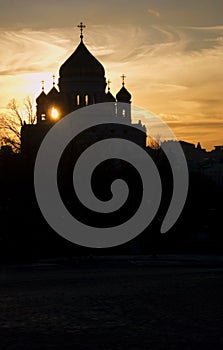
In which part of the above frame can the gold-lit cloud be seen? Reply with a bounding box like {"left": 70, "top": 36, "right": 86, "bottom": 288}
{"left": 148, "top": 8, "right": 160, "bottom": 18}
{"left": 0, "top": 23, "right": 222, "bottom": 150}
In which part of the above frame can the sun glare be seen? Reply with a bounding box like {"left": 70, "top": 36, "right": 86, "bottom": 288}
{"left": 51, "top": 107, "right": 59, "bottom": 119}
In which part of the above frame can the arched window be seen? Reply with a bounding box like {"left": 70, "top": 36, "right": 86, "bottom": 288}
{"left": 85, "top": 95, "right": 89, "bottom": 106}
{"left": 76, "top": 94, "right": 80, "bottom": 106}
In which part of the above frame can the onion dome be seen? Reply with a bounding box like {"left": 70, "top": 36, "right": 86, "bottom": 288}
{"left": 106, "top": 90, "right": 116, "bottom": 102}
{"left": 46, "top": 75, "right": 60, "bottom": 104}
{"left": 36, "top": 90, "right": 47, "bottom": 103}
{"left": 59, "top": 41, "right": 105, "bottom": 78}
{"left": 116, "top": 74, "right": 131, "bottom": 103}
{"left": 36, "top": 80, "right": 47, "bottom": 103}
{"left": 105, "top": 80, "right": 116, "bottom": 102}
{"left": 116, "top": 86, "right": 131, "bottom": 103}
{"left": 47, "top": 86, "right": 59, "bottom": 99}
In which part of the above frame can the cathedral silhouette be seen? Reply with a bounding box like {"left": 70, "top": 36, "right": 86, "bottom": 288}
{"left": 21, "top": 22, "right": 147, "bottom": 156}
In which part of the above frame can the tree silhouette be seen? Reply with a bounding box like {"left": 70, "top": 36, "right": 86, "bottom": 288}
{"left": 0, "top": 96, "right": 36, "bottom": 152}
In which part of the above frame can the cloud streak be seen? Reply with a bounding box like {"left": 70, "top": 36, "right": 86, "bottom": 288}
{"left": 0, "top": 29, "right": 68, "bottom": 75}
{"left": 0, "top": 22, "right": 222, "bottom": 150}
{"left": 148, "top": 8, "right": 160, "bottom": 18}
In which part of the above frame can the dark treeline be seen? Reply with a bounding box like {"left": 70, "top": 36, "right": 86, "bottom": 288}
{"left": 0, "top": 144, "right": 222, "bottom": 262}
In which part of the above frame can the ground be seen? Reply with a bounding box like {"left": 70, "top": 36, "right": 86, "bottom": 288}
{"left": 0, "top": 255, "right": 223, "bottom": 350}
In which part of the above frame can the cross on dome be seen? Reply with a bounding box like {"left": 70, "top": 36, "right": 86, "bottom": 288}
{"left": 77, "top": 22, "right": 86, "bottom": 41}
{"left": 121, "top": 74, "right": 126, "bottom": 86}
{"left": 52, "top": 74, "right": 55, "bottom": 86}
{"left": 107, "top": 79, "right": 111, "bottom": 91}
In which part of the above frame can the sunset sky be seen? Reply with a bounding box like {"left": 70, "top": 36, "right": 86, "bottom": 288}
{"left": 0, "top": 0, "right": 223, "bottom": 150}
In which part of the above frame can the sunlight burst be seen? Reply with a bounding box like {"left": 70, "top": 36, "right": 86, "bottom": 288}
{"left": 51, "top": 107, "right": 59, "bottom": 119}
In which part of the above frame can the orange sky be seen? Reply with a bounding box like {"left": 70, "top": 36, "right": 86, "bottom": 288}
{"left": 0, "top": 1, "right": 223, "bottom": 150}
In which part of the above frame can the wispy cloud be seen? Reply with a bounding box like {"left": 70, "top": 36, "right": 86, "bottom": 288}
{"left": 0, "top": 23, "right": 222, "bottom": 150}
{"left": 148, "top": 8, "right": 160, "bottom": 18}
{"left": 0, "top": 29, "right": 69, "bottom": 75}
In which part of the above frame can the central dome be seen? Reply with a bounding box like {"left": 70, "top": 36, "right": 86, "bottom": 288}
{"left": 59, "top": 41, "right": 105, "bottom": 78}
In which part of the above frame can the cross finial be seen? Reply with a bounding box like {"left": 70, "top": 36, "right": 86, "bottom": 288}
{"left": 107, "top": 79, "right": 111, "bottom": 91}
{"left": 121, "top": 74, "right": 126, "bottom": 86}
{"left": 41, "top": 80, "right": 45, "bottom": 91}
{"left": 77, "top": 22, "right": 86, "bottom": 41}
{"left": 52, "top": 74, "right": 55, "bottom": 86}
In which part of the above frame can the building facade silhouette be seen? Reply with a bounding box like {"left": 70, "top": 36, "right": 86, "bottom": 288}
{"left": 21, "top": 22, "right": 146, "bottom": 157}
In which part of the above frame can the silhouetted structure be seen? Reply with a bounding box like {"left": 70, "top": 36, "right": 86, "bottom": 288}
{"left": 21, "top": 22, "right": 146, "bottom": 157}
{"left": 0, "top": 23, "right": 223, "bottom": 261}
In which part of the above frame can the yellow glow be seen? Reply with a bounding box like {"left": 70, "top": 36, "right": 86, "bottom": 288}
{"left": 51, "top": 107, "right": 59, "bottom": 119}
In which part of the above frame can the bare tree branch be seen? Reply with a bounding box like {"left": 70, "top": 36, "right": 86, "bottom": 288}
{"left": 0, "top": 96, "right": 36, "bottom": 152}
{"left": 23, "top": 96, "right": 36, "bottom": 124}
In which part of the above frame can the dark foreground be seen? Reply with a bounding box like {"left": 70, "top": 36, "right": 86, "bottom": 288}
{"left": 1, "top": 255, "right": 223, "bottom": 350}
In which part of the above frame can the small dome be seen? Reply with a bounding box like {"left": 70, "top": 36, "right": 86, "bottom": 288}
{"left": 47, "top": 86, "right": 59, "bottom": 99}
{"left": 36, "top": 91, "right": 47, "bottom": 103}
{"left": 59, "top": 41, "right": 105, "bottom": 78}
{"left": 106, "top": 91, "right": 116, "bottom": 102}
{"left": 116, "top": 86, "right": 131, "bottom": 103}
